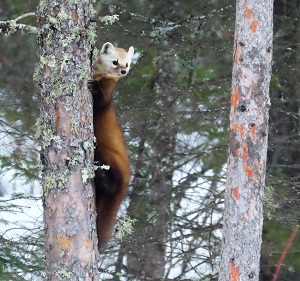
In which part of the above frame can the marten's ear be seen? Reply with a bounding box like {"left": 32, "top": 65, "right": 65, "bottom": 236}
{"left": 127, "top": 46, "right": 134, "bottom": 61}
{"left": 101, "top": 42, "right": 115, "bottom": 55}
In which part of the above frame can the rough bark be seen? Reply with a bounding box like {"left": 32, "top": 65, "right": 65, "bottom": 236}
{"left": 218, "top": 1, "right": 273, "bottom": 280}
{"left": 37, "top": 0, "right": 99, "bottom": 279}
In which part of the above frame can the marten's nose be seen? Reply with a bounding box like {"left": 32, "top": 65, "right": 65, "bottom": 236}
{"left": 121, "top": 70, "right": 127, "bottom": 75}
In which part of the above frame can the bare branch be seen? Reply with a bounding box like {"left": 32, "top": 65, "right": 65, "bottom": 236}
{"left": 14, "top": 12, "right": 36, "bottom": 22}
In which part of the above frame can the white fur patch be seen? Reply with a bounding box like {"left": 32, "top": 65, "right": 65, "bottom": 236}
{"left": 95, "top": 42, "right": 135, "bottom": 79}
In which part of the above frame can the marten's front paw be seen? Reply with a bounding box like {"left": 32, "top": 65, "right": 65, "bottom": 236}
{"left": 88, "top": 80, "right": 100, "bottom": 95}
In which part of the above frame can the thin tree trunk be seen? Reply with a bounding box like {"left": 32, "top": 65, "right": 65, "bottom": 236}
{"left": 219, "top": 1, "right": 273, "bottom": 280}
{"left": 37, "top": 0, "right": 99, "bottom": 279}
{"left": 125, "top": 56, "right": 177, "bottom": 280}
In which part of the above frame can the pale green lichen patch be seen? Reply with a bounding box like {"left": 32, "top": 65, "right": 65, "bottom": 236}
{"left": 35, "top": 115, "right": 56, "bottom": 149}
{"left": 44, "top": 169, "right": 69, "bottom": 195}
{"left": 37, "top": 0, "right": 47, "bottom": 14}
{"left": 60, "top": 53, "right": 72, "bottom": 73}
{"left": 35, "top": 115, "right": 55, "bottom": 149}
{"left": 41, "top": 129, "right": 53, "bottom": 149}
{"left": 66, "top": 154, "right": 79, "bottom": 167}
{"left": 55, "top": 268, "right": 71, "bottom": 278}
{"left": 100, "top": 14, "right": 119, "bottom": 25}
{"left": 57, "top": 9, "right": 68, "bottom": 21}
{"left": 69, "top": 116, "right": 79, "bottom": 134}
{"left": 115, "top": 215, "right": 137, "bottom": 241}
{"left": 33, "top": 64, "right": 43, "bottom": 84}
{"left": 87, "top": 22, "right": 97, "bottom": 46}
{"left": 47, "top": 15, "right": 61, "bottom": 31}
{"left": 83, "top": 140, "right": 93, "bottom": 151}
{"left": 40, "top": 54, "right": 56, "bottom": 68}
{"left": 92, "top": 47, "right": 99, "bottom": 64}
{"left": 48, "top": 81, "right": 76, "bottom": 99}
{"left": 81, "top": 166, "right": 94, "bottom": 183}
{"left": 88, "top": 4, "right": 97, "bottom": 18}
{"left": 38, "top": 109, "right": 65, "bottom": 148}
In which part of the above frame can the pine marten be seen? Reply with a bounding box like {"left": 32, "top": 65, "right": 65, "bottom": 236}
{"left": 88, "top": 42, "right": 134, "bottom": 248}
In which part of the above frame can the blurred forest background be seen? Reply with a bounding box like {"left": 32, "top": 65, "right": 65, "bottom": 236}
{"left": 0, "top": 0, "right": 299, "bottom": 280}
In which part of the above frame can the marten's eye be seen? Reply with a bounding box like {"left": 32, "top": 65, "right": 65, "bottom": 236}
{"left": 126, "top": 63, "right": 128, "bottom": 67}
{"left": 112, "top": 60, "right": 118, "bottom": 65}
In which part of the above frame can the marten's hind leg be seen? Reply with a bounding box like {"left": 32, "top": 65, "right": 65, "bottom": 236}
{"left": 94, "top": 160, "right": 129, "bottom": 247}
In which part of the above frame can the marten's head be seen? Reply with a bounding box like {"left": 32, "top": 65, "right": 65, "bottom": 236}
{"left": 95, "top": 42, "right": 134, "bottom": 80}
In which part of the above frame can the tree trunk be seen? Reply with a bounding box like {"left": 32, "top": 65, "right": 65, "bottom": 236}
{"left": 37, "top": 0, "right": 99, "bottom": 279}
{"left": 124, "top": 56, "right": 177, "bottom": 280}
{"left": 218, "top": 1, "right": 273, "bottom": 280}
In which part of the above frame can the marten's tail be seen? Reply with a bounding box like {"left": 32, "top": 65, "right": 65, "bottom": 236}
{"left": 96, "top": 193, "right": 124, "bottom": 247}
{"left": 94, "top": 164, "right": 129, "bottom": 248}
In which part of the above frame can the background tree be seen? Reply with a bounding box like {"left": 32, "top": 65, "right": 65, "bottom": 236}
{"left": 218, "top": 0, "right": 273, "bottom": 280}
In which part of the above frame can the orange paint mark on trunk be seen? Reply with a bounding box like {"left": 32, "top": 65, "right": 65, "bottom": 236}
{"left": 235, "top": 140, "right": 248, "bottom": 160}
{"left": 231, "top": 85, "right": 240, "bottom": 114}
{"left": 85, "top": 237, "right": 93, "bottom": 249}
{"left": 239, "top": 125, "right": 245, "bottom": 139}
{"left": 232, "top": 122, "right": 238, "bottom": 134}
{"left": 232, "top": 187, "right": 241, "bottom": 200}
{"left": 250, "top": 20, "right": 258, "bottom": 32}
{"left": 57, "top": 235, "right": 73, "bottom": 251}
{"left": 245, "top": 5, "right": 253, "bottom": 19}
{"left": 241, "top": 141, "right": 248, "bottom": 160}
{"left": 244, "top": 163, "right": 254, "bottom": 178}
{"left": 232, "top": 122, "right": 246, "bottom": 140}
{"left": 229, "top": 260, "right": 240, "bottom": 281}
{"left": 244, "top": 3, "right": 258, "bottom": 32}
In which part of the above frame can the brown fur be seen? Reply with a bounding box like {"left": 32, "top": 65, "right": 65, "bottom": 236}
{"left": 89, "top": 42, "right": 133, "bottom": 248}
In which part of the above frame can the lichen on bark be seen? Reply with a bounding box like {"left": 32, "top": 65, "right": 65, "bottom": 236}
{"left": 36, "top": 0, "right": 99, "bottom": 279}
